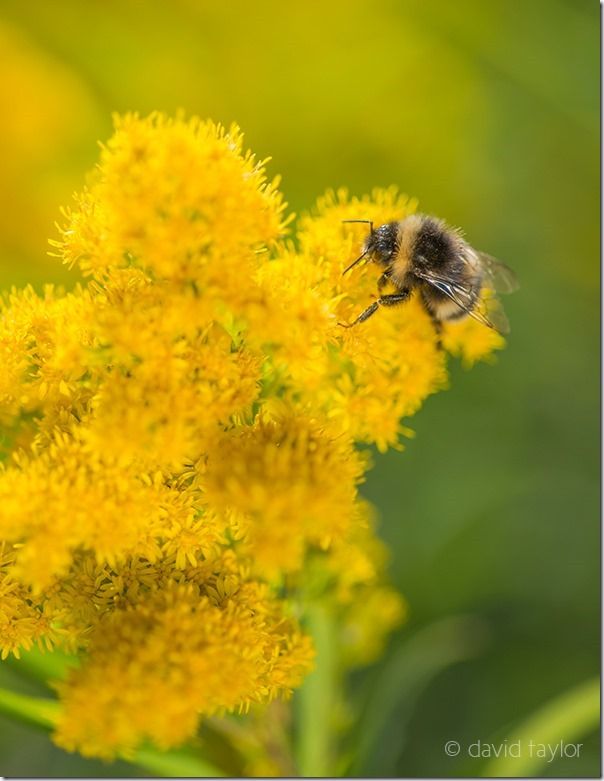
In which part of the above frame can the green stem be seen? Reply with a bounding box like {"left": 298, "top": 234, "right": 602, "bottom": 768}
{"left": 295, "top": 603, "right": 338, "bottom": 777}
{"left": 0, "top": 686, "right": 225, "bottom": 777}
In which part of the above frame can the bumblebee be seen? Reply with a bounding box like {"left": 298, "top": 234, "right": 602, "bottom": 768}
{"left": 340, "top": 214, "right": 518, "bottom": 333}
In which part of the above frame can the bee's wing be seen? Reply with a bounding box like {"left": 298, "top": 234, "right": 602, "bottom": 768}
{"left": 476, "top": 252, "right": 519, "bottom": 294}
{"left": 476, "top": 294, "right": 510, "bottom": 335}
{"left": 414, "top": 266, "right": 511, "bottom": 335}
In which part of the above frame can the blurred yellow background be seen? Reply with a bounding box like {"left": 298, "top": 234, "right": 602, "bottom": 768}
{"left": 0, "top": 0, "right": 599, "bottom": 776}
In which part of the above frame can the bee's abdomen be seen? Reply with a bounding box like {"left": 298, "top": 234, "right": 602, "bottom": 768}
{"left": 421, "top": 287, "right": 474, "bottom": 322}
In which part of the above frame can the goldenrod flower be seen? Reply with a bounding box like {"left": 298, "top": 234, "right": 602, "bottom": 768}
{"left": 53, "top": 563, "right": 313, "bottom": 759}
{"left": 204, "top": 411, "right": 366, "bottom": 575}
{"left": 0, "top": 543, "right": 54, "bottom": 659}
{"left": 0, "top": 113, "right": 504, "bottom": 759}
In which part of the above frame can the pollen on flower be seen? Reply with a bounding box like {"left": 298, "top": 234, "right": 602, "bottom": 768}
{"left": 321, "top": 501, "right": 407, "bottom": 665}
{"left": 0, "top": 112, "right": 506, "bottom": 759}
{"left": 54, "top": 113, "right": 287, "bottom": 287}
{"left": 0, "top": 544, "right": 55, "bottom": 659}
{"left": 203, "top": 411, "right": 366, "bottom": 575}
{"left": 441, "top": 314, "right": 506, "bottom": 366}
{"left": 53, "top": 571, "right": 314, "bottom": 759}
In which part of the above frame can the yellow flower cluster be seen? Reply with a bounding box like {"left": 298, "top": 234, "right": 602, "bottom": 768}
{"left": 54, "top": 557, "right": 312, "bottom": 759}
{"left": 204, "top": 412, "right": 366, "bottom": 575}
{"left": 0, "top": 113, "right": 503, "bottom": 759}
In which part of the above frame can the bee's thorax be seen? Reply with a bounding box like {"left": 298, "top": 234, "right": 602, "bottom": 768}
{"left": 411, "top": 216, "right": 458, "bottom": 269}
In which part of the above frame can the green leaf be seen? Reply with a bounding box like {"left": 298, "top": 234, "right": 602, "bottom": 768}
{"left": 0, "top": 686, "right": 225, "bottom": 777}
{"left": 485, "top": 676, "right": 600, "bottom": 777}
{"left": 348, "top": 614, "right": 488, "bottom": 776}
{"left": 0, "top": 686, "right": 60, "bottom": 730}
{"left": 134, "top": 744, "right": 226, "bottom": 778}
{"left": 6, "top": 646, "right": 78, "bottom": 688}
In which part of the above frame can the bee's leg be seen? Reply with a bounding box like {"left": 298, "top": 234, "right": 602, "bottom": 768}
{"left": 339, "top": 301, "right": 379, "bottom": 327}
{"left": 420, "top": 293, "right": 443, "bottom": 349}
{"left": 377, "top": 290, "right": 411, "bottom": 307}
{"left": 377, "top": 271, "right": 392, "bottom": 293}
{"left": 339, "top": 289, "right": 410, "bottom": 328}
{"left": 432, "top": 318, "right": 443, "bottom": 350}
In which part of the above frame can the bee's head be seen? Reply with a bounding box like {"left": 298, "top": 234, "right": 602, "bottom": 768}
{"left": 342, "top": 219, "right": 399, "bottom": 275}
{"left": 363, "top": 222, "right": 399, "bottom": 266}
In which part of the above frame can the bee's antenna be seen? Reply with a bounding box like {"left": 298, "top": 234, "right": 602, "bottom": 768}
{"left": 342, "top": 219, "right": 374, "bottom": 233}
{"left": 342, "top": 251, "right": 368, "bottom": 275}
{"left": 341, "top": 220, "right": 373, "bottom": 275}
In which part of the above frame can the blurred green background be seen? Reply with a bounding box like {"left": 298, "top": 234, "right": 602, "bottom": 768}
{"left": 0, "top": 0, "right": 599, "bottom": 776}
